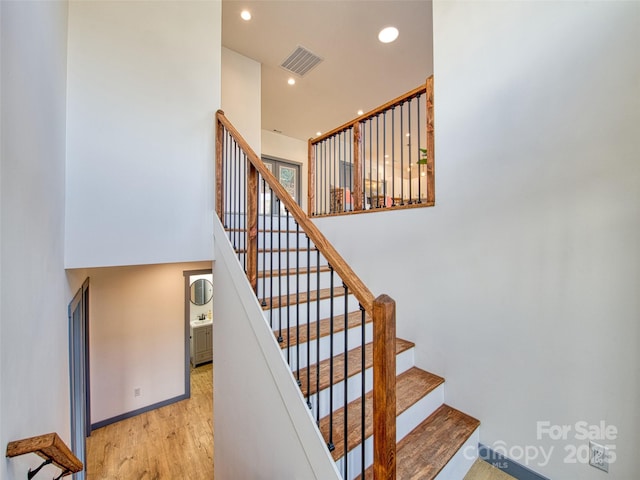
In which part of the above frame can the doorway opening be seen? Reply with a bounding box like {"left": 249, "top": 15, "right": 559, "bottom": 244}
{"left": 183, "top": 268, "right": 213, "bottom": 396}
{"left": 261, "top": 156, "right": 302, "bottom": 215}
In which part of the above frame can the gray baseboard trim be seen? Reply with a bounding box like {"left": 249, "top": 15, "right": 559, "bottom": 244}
{"left": 478, "top": 443, "right": 552, "bottom": 480}
{"left": 91, "top": 393, "right": 188, "bottom": 431}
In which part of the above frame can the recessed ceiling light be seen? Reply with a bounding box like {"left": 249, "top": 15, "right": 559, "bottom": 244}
{"left": 316, "top": 131, "right": 322, "bottom": 136}
{"left": 240, "top": 10, "right": 251, "bottom": 21}
{"left": 357, "top": 110, "right": 364, "bottom": 116}
{"left": 378, "top": 26, "right": 399, "bottom": 44}
{"left": 288, "top": 77, "right": 296, "bottom": 85}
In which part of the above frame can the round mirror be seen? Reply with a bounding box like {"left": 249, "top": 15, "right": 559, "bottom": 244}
{"left": 190, "top": 279, "right": 213, "bottom": 305}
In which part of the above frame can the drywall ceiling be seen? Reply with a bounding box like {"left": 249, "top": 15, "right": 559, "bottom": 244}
{"left": 222, "top": 0, "right": 433, "bottom": 141}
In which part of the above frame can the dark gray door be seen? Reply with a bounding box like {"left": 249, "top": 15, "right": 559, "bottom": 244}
{"left": 69, "top": 278, "right": 90, "bottom": 478}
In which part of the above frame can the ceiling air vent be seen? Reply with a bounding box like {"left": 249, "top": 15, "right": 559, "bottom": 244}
{"left": 280, "top": 46, "right": 324, "bottom": 77}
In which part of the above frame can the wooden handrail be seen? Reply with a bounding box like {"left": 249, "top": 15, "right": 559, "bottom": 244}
{"left": 310, "top": 83, "right": 428, "bottom": 146}
{"left": 216, "top": 110, "right": 396, "bottom": 478}
{"left": 216, "top": 110, "right": 375, "bottom": 312}
{"left": 6, "top": 432, "right": 83, "bottom": 477}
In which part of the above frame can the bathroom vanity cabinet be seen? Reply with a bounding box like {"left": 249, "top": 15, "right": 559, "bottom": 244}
{"left": 190, "top": 321, "right": 212, "bottom": 367}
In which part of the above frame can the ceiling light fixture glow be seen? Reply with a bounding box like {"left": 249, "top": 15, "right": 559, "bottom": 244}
{"left": 316, "top": 131, "right": 322, "bottom": 136}
{"left": 378, "top": 26, "right": 399, "bottom": 44}
{"left": 240, "top": 10, "right": 252, "bottom": 21}
{"left": 357, "top": 110, "right": 364, "bottom": 116}
{"left": 288, "top": 77, "right": 296, "bottom": 85}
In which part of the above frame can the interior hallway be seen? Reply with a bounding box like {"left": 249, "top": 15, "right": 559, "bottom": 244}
{"left": 86, "top": 364, "right": 214, "bottom": 479}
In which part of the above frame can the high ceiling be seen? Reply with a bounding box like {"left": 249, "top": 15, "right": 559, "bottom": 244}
{"left": 222, "top": 0, "right": 433, "bottom": 141}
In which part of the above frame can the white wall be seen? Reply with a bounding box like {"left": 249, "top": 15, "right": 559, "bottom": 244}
{"left": 67, "top": 261, "right": 210, "bottom": 425}
{"left": 212, "top": 217, "right": 341, "bottom": 480}
{"left": 65, "top": 0, "right": 221, "bottom": 269}
{"left": 262, "top": 130, "right": 309, "bottom": 212}
{"left": 1, "top": 2, "right": 71, "bottom": 478}
{"left": 314, "top": 2, "right": 640, "bottom": 479}
{"left": 222, "top": 47, "right": 261, "bottom": 154}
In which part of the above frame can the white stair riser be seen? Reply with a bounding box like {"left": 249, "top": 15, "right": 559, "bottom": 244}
{"left": 332, "top": 383, "right": 445, "bottom": 480}
{"left": 305, "top": 347, "right": 414, "bottom": 420}
{"left": 227, "top": 232, "right": 312, "bottom": 250}
{"left": 264, "top": 294, "right": 358, "bottom": 327}
{"left": 257, "top": 271, "right": 332, "bottom": 298}
{"left": 434, "top": 427, "right": 479, "bottom": 480}
{"left": 237, "top": 251, "right": 327, "bottom": 270}
{"left": 280, "top": 322, "right": 374, "bottom": 370}
{"left": 224, "top": 214, "right": 300, "bottom": 231}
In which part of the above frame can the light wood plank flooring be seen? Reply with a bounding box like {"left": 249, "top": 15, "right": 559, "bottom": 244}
{"left": 86, "top": 363, "right": 213, "bottom": 479}
{"left": 85, "top": 361, "right": 513, "bottom": 480}
{"left": 465, "top": 458, "right": 517, "bottom": 480}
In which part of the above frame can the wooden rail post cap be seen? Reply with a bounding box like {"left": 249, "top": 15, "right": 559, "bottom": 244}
{"left": 374, "top": 294, "right": 395, "bottom": 306}
{"left": 216, "top": 109, "right": 225, "bottom": 115}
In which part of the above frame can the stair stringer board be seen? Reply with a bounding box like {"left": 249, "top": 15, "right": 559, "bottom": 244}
{"left": 212, "top": 216, "right": 341, "bottom": 480}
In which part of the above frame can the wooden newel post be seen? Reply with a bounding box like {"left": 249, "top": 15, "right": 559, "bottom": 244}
{"left": 373, "top": 294, "right": 396, "bottom": 480}
{"left": 353, "top": 123, "right": 363, "bottom": 211}
{"left": 215, "top": 111, "right": 225, "bottom": 222}
{"left": 425, "top": 76, "right": 435, "bottom": 205}
{"left": 246, "top": 161, "right": 259, "bottom": 294}
{"left": 308, "top": 139, "right": 315, "bottom": 216}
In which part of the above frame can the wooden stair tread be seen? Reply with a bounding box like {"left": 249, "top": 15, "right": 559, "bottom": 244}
{"left": 258, "top": 265, "right": 331, "bottom": 278}
{"left": 263, "top": 287, "right": 347, "bottom": 310}
{"left": 298, "top": 338, "right": 414, "bottom": 397}
{"left": 277, "top": 310, "right": 372, "bottom": 348}
{"left": 319, "top": 367, "right": 445, "bottom": 460}
{"left": 362, "top": 404, "right": 480, "bottom": 480}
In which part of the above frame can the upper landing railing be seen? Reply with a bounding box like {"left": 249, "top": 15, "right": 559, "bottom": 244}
{"left": 309, "top": 76, "right": 434, "bottom": 217}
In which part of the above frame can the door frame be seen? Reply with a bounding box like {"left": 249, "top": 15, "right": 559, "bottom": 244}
{"left": 262, "top": 155, "right": 302, "bottom": 213}
{"left": 183, "top": 268, "right": 213, "bottom": 397}
{"left": 69, "top": 277, "right": 90, "bottom": 479}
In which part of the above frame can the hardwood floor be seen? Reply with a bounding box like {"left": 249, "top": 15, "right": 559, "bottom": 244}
{"left": 86, "top": 363, "right": 213, "bottom": 480}
{"left": 84, "top": 361, "right": 513, "bottom": 480}
{"left": 464, "top": 458, "right": 517, "bottom": 480}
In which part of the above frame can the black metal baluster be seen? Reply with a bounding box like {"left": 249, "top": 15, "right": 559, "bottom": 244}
{"left": 286, "top": 208, "right": 291, "bottom": 364}
{"left": 392, "top": 107, "right": 396, "bottom": 206}
{"left": 269, "top": 185, "right": 274, "bottom": 329}
{"left": 261, "top": 176, "right": 267, "bottom": 306}
{"left": 376, "top": 114, "right": 380, "bottom": 208}
{"left": 228, "top": 136, "right": 234, "bottom": 245}
{"left": 383, "top": 111, "right": 387, "bottom": 208}
{"left": 360, "top": 304, "right": 366, "bottom": 475}
{"left": 368, "top": 118, "right": 373, "bottom": 208}
{"left": 315, "top": 248, "right": 321, "bottom": 424}
{"left": 417, "top": 93, "right": 423, "bottom": 203}
{"left": 327, "top": 264, "right": 335, "bottom": 452}
{"left": 343, "top": 282, "right": 349, "bottom": 479}
{"left": 295, "top": 222, "right": 301, "bottom": 384}
{"left": 349, "top": 127, "right": 353, "bottom": 212}
{"left": 277, "top": 198, "right": 283, "bottom": 343}
{"left": 400, "top": 102, "right": 405, "bottom": 204}
{"left": 243, "top": 153, "right": 248, "bottom": 269}
{"left": 408, "top": 99, "right": 413, "bottom": 204}
{"left": 306, "top": 233, "right": 312, "bottom": 409}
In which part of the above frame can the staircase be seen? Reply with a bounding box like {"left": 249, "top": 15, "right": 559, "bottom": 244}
{"left": 216, "top": 110, "right": 480, "bottom": 480}
{"left": 251, "top": 215, "right": 479, "bottom": 480}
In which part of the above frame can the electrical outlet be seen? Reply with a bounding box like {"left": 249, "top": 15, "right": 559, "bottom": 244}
{"left": 134, "top": 387, "right": 141, "bottom": 398}
{"left": 589, "top": 441, "right": 609, "bottom": 473}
